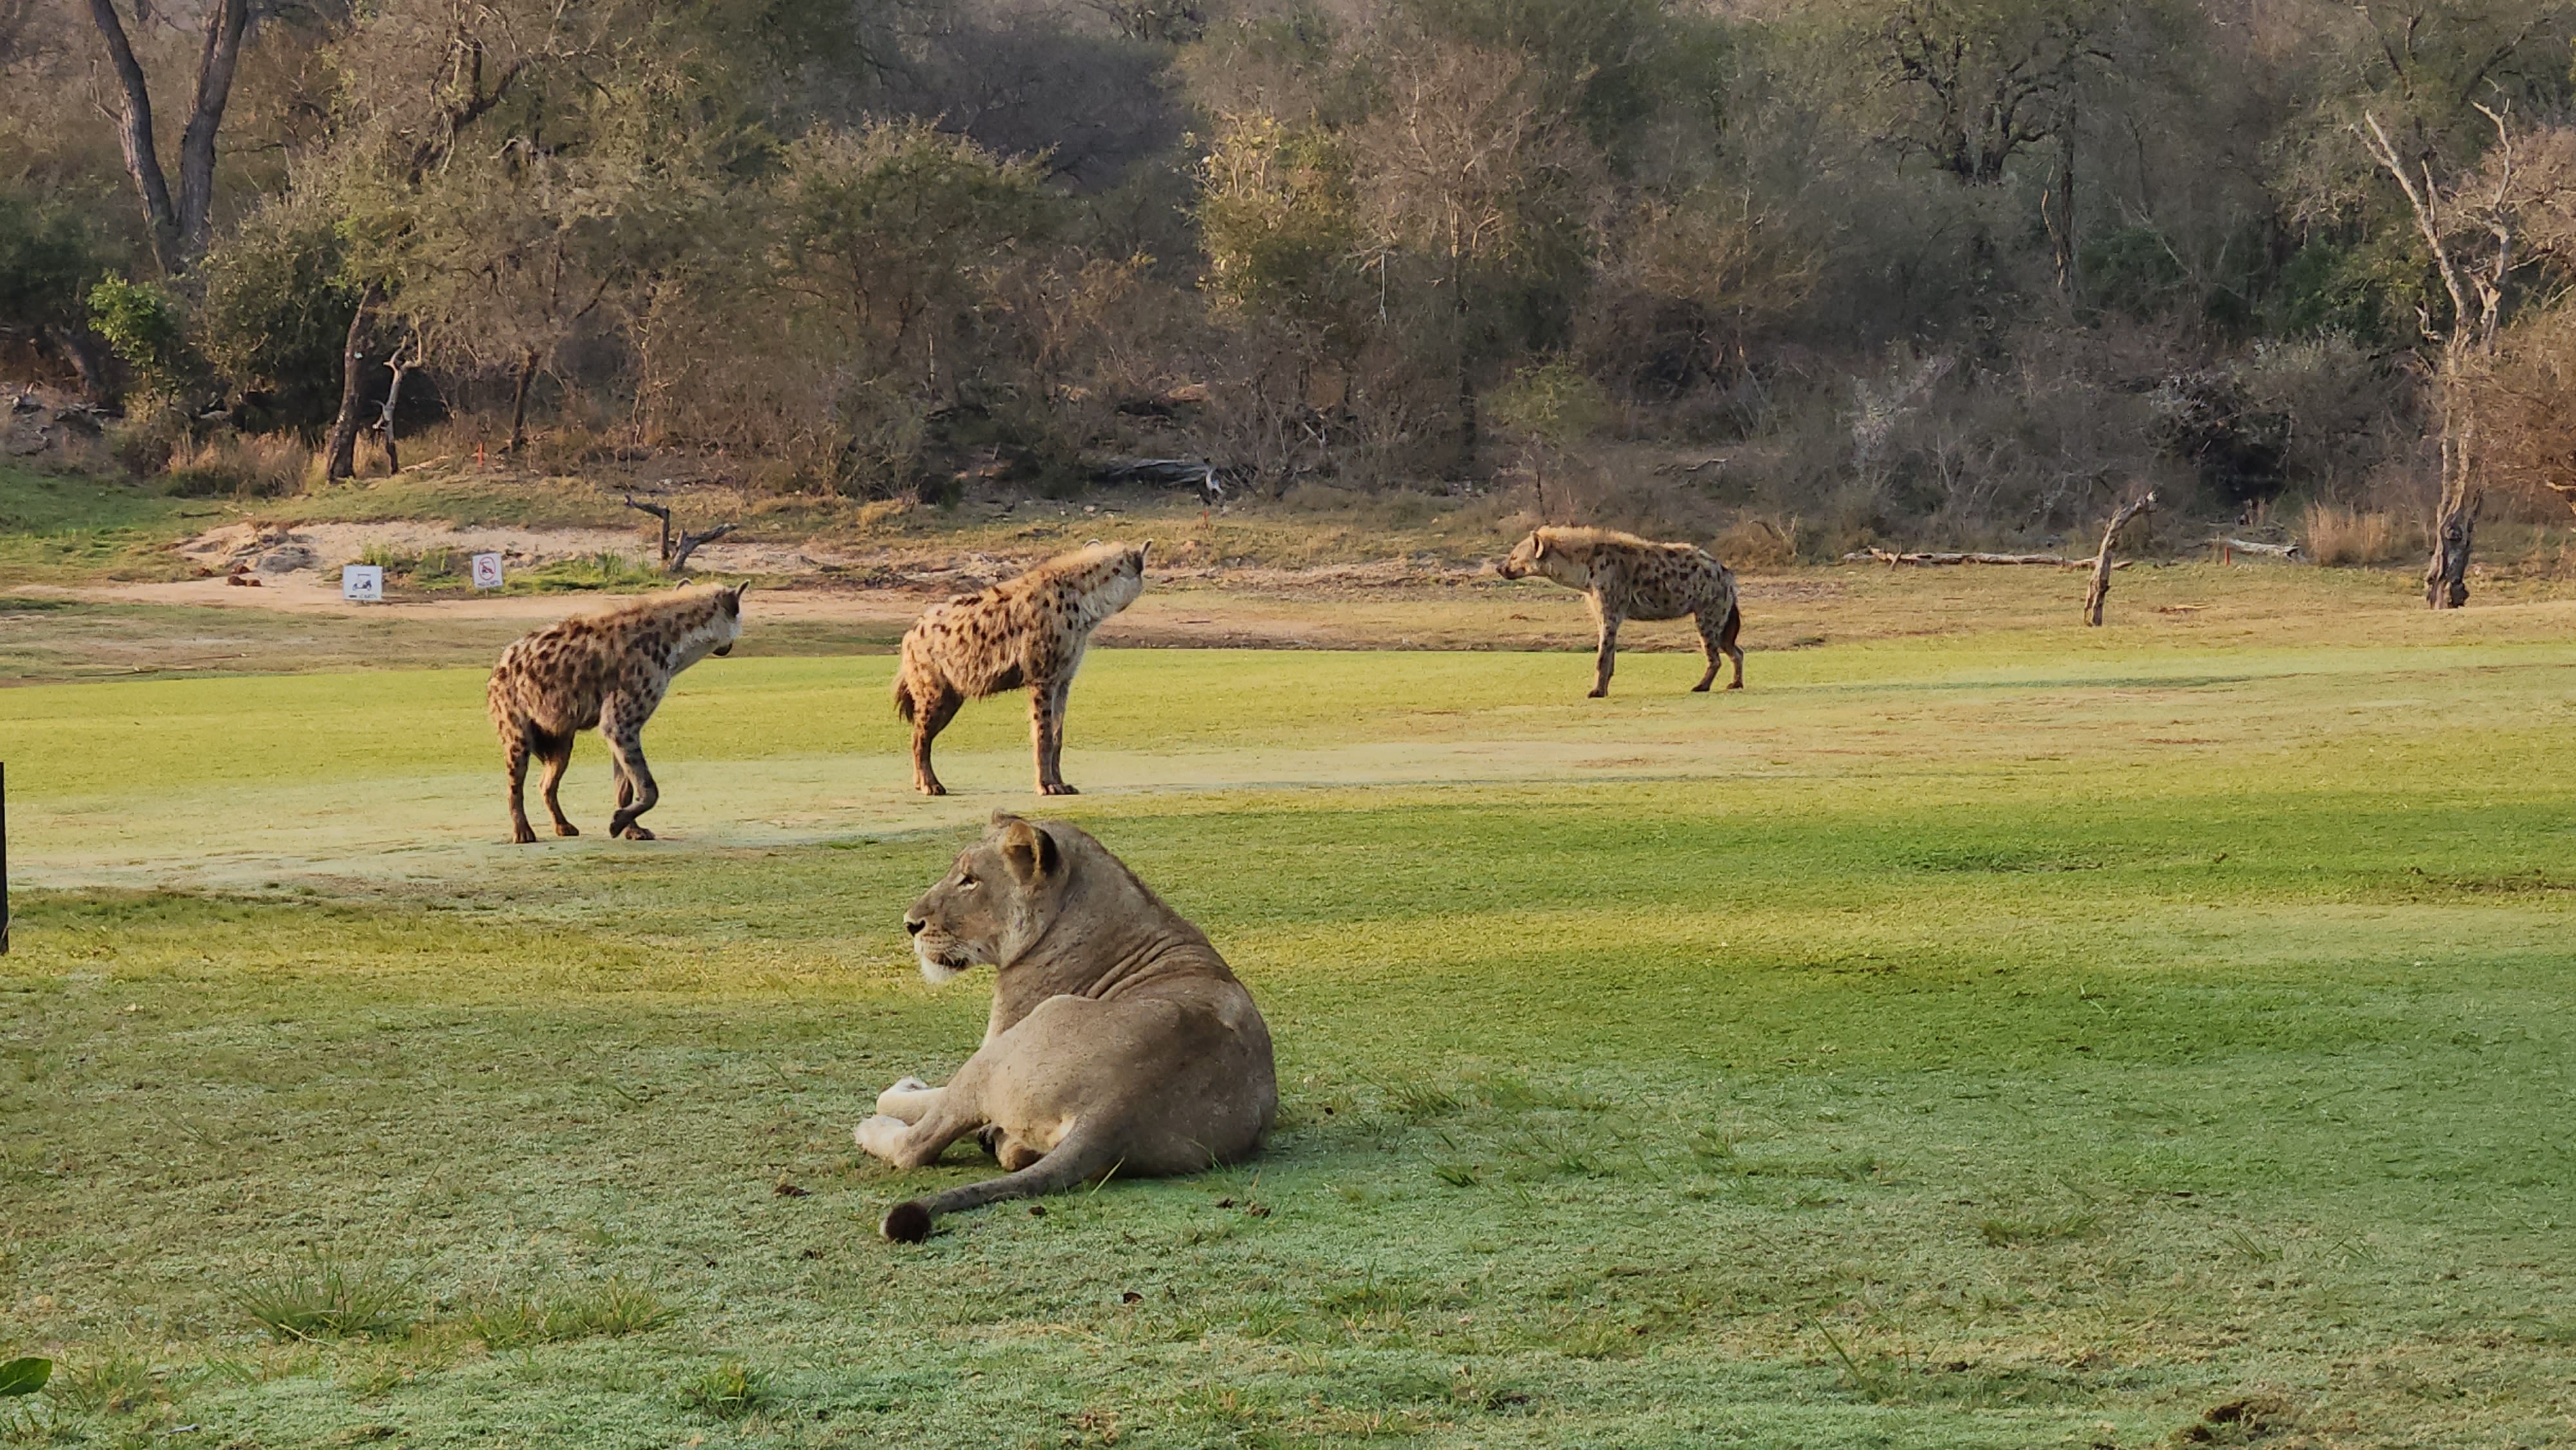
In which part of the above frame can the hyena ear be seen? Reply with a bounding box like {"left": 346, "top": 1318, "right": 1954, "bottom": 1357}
{"left": 1134, "top": 540, "right": 1152, "bottom": 570}
{"left": 999, "top": 818, "right": 1059, "bottom": 883}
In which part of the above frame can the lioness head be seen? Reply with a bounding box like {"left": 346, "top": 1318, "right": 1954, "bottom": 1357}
{"left": 902, "top": 812, "right": 1067, "bottom": 983}
{"left": 1497, "top": 529, "right": 1587, "bottom": 587}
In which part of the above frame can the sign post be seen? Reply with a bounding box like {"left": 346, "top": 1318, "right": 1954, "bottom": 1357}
{"left": 342, "top": 564, "right": 384, "bottom": 603}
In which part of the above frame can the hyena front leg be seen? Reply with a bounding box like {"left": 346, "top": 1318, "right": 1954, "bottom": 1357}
{"left": 1589, "top": 607, "right": 1624, "bottom": 699}
{"left": 1032, "top": 675, "right": 1077, "bottom": 795}
{"left": 502, "top": 726, "right": 538, "bottom": 844}
{"left": 537, "top": 733, "right": 580, "bottom": 835}
{"left": 601, "top": 698, "right": 661, "bottom": 840}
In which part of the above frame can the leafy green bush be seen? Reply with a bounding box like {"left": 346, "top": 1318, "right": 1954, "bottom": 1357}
{"left": 88, "top": 276, "right": 198, "bottom": 399}
{"left": 195, "top": 198, "right": 360, "bottom": 429}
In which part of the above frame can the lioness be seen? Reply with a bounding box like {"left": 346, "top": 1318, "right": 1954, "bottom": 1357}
{"left": 857, "top": 813, "right": 1277, "bottom": 1242}
{"left": 1497, "top": 525, "right": 1743, "bottom": 696}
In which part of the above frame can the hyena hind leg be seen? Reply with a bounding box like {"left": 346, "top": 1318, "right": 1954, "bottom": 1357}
{"left": 536, "top": 732, "right": 580, "bottom": 835}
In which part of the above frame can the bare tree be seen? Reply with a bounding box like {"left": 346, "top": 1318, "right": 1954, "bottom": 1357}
{"left": 1349, "top": 40, "right": 1605, "bottom": 476}
{"left": 84, "top": 0, "right": 251, "bottom": 275}
{"left": 2356, "top": 105, "right": 2518, "bottom": 609}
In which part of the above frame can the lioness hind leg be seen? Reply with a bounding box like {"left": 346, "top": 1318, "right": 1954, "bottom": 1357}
{"left": 992, "top": 1132, "right": 1044, "bottom": 1172}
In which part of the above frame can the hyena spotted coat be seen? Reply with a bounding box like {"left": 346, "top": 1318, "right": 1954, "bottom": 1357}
{"left": 486, "top": 585, "right": 746, "bottom": 842}
{"left": 895, "top": 541, "right": 1148, "bottom": 796}
{"left": 1497, "top": 526, "right": 1743, "bottom": 697}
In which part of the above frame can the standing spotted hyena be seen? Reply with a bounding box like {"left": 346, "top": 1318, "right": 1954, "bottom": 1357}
{"left": 1497, "top": 526, "right": 1743, "bottom": 697}
{"left": 895, "top": 541, "right": 1149, "bottom": 796}
{"left": 487, "top": 585, "right": 746, "bottom": 843}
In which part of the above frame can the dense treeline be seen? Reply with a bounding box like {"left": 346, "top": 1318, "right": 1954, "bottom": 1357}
{"left": 8, "top": 0, "right": 2576, "bottom": 576}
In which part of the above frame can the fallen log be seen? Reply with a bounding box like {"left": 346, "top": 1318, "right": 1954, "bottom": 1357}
{"left": 1094, "top": 457, "right": 1224, "bottom": 502}
{"left": 2215, "top": 537, "right": 2300, "bottom": 559}
{"left": 1841, "top": 548, "right": 2129, "bottom": 570}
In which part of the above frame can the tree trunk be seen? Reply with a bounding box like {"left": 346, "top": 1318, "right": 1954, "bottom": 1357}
{"left": 175, "top": 0, "right": 251, "bottom": 267}
{"left": 85, "top": 0, "right": 183, "bottom": 275}
{"left": 84, "top": 0, "right": 247, "bottom": 276}
{"left": 2083, "top": 490, "right": 2156, "bottom": 626}
{"left": 323, "top": 285, "right": 377, "bottom": 482}
{"left": 2424, "top": 393, "right": 2480, "bottom": 609}
{"left": 508, "top": 348, "right": 541, "bottom": 452}
{"left": 2425, "top": 485, "right": 2477, "bottom": 609}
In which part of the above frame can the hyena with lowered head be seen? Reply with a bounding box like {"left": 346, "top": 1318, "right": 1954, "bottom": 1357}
{"left": 486, "top": 585, "right": 746, "bottom": 842}
{"left": 894, "top": 541, "right": 1149, "bottom": 796}
{"left": 1497, "top": 526, "right": 1743, "bottom": 697}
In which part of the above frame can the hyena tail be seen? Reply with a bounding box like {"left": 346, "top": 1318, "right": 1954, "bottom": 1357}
{"left": 893, "top": 672, "right": 918, "bottom": 722}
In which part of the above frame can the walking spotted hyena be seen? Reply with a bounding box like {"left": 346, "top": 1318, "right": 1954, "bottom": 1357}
{"left": 1497, "top": 526, "right": 1743, "bottom": 697}
{"left": 486, "top": 585, "right": 747, "bottom": 843}
{"left": 895, "top": 541, "right": 1149, "bottom": 796}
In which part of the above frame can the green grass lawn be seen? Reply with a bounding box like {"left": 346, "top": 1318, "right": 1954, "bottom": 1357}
{"left": 3, "top": 587, "right": 2575, "bottom": 1447}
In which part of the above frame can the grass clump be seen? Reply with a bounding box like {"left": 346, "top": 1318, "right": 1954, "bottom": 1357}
{"left": 466, "top": 1278, "right": 677, "bottom": 1348}
{"left": 164, "top": 434, "right": 313, "bottom": 500}
{"left": 506, "top": 551, "right": 668, "bottom": 593}
{"left": 2299, "top": 502, "right": 2405, "bottom": 565}
{"left": 235, "top": 1259, "right": 416, "bottom": 1342}
{"left": 1977, "top": 1211, "right": 2098, "bottom": 1246}
{"left": 675, "top": 1359, "right": 768, "bottom": 1420}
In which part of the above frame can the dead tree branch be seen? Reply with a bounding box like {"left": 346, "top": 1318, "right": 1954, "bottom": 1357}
{"left": 623, "top": 494, "right": 737, "bottom": 574}
{"left": 2083, "top": 489, "right": 2157, "bottom": 626}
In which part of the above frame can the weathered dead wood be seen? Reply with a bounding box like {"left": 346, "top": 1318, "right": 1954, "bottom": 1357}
{"left": 622, "top": 494, "right": 737, "bottom": 574}
{"left": 2083, "top": 490, "right": 2157, "bottom": 626}
{"left": 370, "top": 337, "right": 420, "bottom": 476}
{"left": 1095, "top": 457, "right": 1224, "bottom": 501}
{"left": 2215, "top": 537, "right": 2300, "bottom": 559}
{"left": 1841, "top": 548, "right": 2127, "bottom": 569}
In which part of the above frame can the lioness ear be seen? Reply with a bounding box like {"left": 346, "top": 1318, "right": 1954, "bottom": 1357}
{"left": 1000, "top": 818, "right": 1059, "bottom": 883}
{"left": 989, "top": 809, "right": 1024, "bottom": 831}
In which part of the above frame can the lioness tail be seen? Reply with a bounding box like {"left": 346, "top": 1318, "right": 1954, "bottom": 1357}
{"left": 880, "top": 1123, "right": 1117, "bottom": 1243}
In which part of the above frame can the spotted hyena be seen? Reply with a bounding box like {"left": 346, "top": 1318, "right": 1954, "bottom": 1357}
{"left": 1497, "top": 526, "right": 1743, "bottom": 697}
{"left": 486, "top": 585, "right": 746, "bottom": 842}
{"left": 895, "top": 541, "right": 1149, "bottom": 796}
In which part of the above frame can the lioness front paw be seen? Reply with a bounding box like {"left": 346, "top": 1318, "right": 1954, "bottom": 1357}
{"left": 855, "top": 1115, "right": 911, "bottom": 1161}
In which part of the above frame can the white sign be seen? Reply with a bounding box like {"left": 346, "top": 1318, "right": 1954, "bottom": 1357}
{"left": 341, "top": 564, "right": 384, "bottom": 602}
{"left": 470, "top": 552, "right": 504, "bottom": 589}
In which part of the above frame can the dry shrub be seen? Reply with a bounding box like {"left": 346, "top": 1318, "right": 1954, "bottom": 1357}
{"left": 1712, "top": 514, "right": 1798, "bottom": 569}
{"left": 165, "top": 433, "right": 314, "bottom": 498}
{"left": 2300, "top": 503, "right": 2405, "bottom": 565}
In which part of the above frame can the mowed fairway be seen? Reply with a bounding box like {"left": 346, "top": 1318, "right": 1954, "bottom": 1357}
{"left": 3, "top": 569, "right": 2575, "bottom": 1448}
